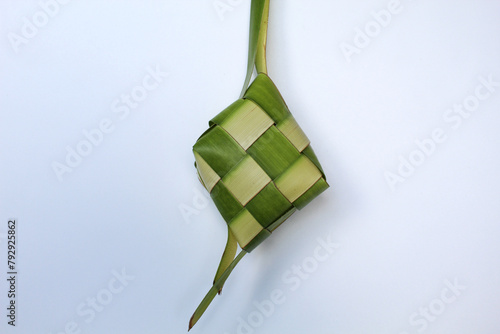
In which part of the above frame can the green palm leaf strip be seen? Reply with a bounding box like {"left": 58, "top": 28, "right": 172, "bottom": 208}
{"left": 189, "top": 0, "right": 328, "bottom": 330}
{"left": 188, "top": 251, "right": 246, "bottom": 331}
{"left": 212, "top": 228, "right": 237, "bottom": 292}
{"left": 240, "top": 0, "right": 270, "bottom": 97}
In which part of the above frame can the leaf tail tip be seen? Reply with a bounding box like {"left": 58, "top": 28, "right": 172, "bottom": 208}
{"left": 188, "top": 314, "right": 196, "bottom": 332}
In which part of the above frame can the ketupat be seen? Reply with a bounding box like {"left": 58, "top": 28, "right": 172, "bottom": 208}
{"left": 189, "top": 0, "right": 328, "bottom": 330}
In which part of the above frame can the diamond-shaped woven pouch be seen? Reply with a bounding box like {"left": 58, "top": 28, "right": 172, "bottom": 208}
{"left": 193, "top": 73, "right": 328, "bottom": 252}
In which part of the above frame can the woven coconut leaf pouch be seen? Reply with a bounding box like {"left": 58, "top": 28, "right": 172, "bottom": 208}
{"left": 189, "top": 0, "right": 328, "bottom": 329}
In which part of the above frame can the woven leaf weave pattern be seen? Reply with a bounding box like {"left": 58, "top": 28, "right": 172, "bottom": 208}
{"left": 193, "top": 73, "right": 328, "bottom": 252}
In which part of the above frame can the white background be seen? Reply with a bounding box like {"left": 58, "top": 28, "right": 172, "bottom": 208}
{"left": 1, "top": 1, "right": 500, "bottom": 333}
